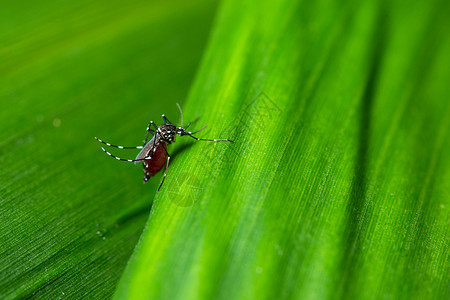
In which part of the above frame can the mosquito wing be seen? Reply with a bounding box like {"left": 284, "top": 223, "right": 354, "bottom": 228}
{"left": 135, "top": 135, "right": 157, "bottom": 165}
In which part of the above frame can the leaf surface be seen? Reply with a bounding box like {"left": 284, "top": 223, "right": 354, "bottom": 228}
{"left": 115, "top": 0, "right": 450, "bottom": 299}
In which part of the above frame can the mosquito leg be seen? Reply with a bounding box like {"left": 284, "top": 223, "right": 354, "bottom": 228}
{"left": 185, "top": 115, "right": 201, "bottom": 130}
{"left": 158, "top": 155, "right": 171, "bottom": 192}
{"left": 143, "top": 143, "right": 157, "bottom": 160}
{"left": 157, "top": 142, "right": 171, "bottom": 191}
{"left": 100, "top": 147, "right": 152, "bottom": 162}
{"left": 143, "top": 121, "right": 158, "bottom": 146}
{"left": 186, "top": 133, "right": 234, "bottom": 143}
{"left": 189, "top": 125, "right": 208, "bottom": 135}
{"left": 162, "top": 114, "right": 173, "bottom": 125}
{"left": 150, "top": 121, "right": 159, "bottom": 130}
{"left": 95, "top": 137, "right": 144, "bottom": 149}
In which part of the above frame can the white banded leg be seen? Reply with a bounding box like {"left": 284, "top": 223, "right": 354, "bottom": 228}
{"left": 186, "top": 133, "right": 234, "bottom": 142}
{"left": 183, "top": 125, "right": 233, "bottom": 142}
{"left": 162, "top": 114, "right": 173, "bottom": 125}
{"left": 143, "top": 121, "right": 158, "bottom": 146}
{"left": 95, "top": 137, "right": 144, "bottom": 149}
{"left": 158, "top": 143, "right": 171, "bottom": 191}
{"left": 158, "top": 155, "right": 171, "bottom": 192}
{"left": 100, "top": 147, "right": 152, "bottom": 162}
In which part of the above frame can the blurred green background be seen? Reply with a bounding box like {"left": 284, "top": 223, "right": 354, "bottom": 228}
{"left": 1, "top": 0, "right": 449, "bottom": 299}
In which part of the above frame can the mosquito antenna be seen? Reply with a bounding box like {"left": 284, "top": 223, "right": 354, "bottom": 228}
{"left": 95, "top": 137, "right": 144, "bottom": 149}
{"left": 189, "top": 125, "right": 208, "bottom": 135}
{"left": 176, "top": 103, "right": 183, "bottom": 127}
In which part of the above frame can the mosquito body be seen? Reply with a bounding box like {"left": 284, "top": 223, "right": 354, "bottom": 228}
{"left": 136, "top": 135, "right": 167, "bottom": 182}
{"left": 95, "top": 104, "right": 233, "bottom": 191}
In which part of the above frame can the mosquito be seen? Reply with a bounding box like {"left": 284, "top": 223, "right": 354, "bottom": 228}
{"left": 95, "top": 103, "right": 233, "bottom": 191}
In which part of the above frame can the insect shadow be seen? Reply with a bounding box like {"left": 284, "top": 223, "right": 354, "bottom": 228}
{"left": 95, "top": 103, "right": 233, "bottom": 191}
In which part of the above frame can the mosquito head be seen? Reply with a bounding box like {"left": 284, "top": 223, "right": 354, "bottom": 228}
{"left": 176, "top": 126, "right": 187, "bottom": 137}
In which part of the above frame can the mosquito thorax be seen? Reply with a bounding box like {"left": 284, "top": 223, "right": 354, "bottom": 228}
{"left": 158, "top": 124, "right": 177, "bottom": 144}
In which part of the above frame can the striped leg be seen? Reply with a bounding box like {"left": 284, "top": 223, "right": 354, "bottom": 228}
{"left": 158, "top": 143, "right": 171, "bottom": 191}
{"left": 158, "top": 155, "right": 171, "bottom": 192}
{"left": 100, "top": 147, "right": 151, "bottom": 162}
{"left": 186, "top": 133, "right": 234, "bottom": 142}
{"left": 162, "top": 114, "right": 173, "bottom": 125}
{"left": 143, "top": 121, "right": 158, "bottom": 146}
{"left": 184, "top": 116, "right": 200, "bottom": 130}
{"left": 95, "top": 137, "right": 144, "bottom": 149}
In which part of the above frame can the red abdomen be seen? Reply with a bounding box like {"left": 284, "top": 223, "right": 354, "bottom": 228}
{"left": 143, "top": 142, "right": 167, "bottom": 183}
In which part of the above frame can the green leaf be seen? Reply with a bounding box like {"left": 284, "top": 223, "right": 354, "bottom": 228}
{"left": 115, "top": 0, "right": 449, "bottom": 299}
{"left": 0, "top": 0, "right": 217, "bottom": 298}
{"left": 2, "top": 0, "right": 449, "bottom": 298}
